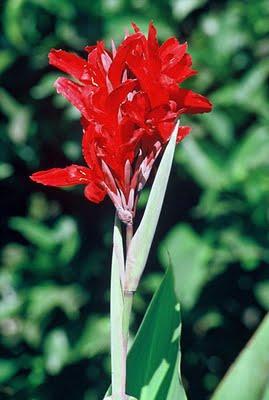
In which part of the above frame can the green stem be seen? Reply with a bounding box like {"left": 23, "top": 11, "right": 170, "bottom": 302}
{"left": 110, "top": 217, "right": 134, "bottom": 400}
{"left": 121, "top": 291, "right": 133, "bottom": 397}
{"left": 126, "top": 223, "right": 133, "bottom": 255}
{"left": 119, "top": 223, "right": 134, "bottom": 398}
{"left": 111, "top": 217, "right": 125, "bottom": 400}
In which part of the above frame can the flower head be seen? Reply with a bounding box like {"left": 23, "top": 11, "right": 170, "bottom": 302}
{"left": 31, "top": 22, "right": 212, "bottom": 224}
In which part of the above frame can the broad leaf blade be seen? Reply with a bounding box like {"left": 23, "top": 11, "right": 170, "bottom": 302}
{"left": 126, "top": 268, "right": 187, "bottom": 400}
{"left": 159, "top": 223, "right": 212, "bottom": 310}
{"left": 125, "top": 122, "right": 179, "bottom": 291}
{"left": 261, "top": 383, "right": 269, "bottom": 400}
{"left": 211, "top": 313, "right": 269, "bottom": 400}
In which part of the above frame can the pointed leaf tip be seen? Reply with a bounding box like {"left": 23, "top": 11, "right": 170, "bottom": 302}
{"left": 125, "top": 122, "right": 179, "bottom": 291}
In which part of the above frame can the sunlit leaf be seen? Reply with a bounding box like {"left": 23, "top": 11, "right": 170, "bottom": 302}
{"left": 0, "top": 359, "right": 20, "bottom": 384}
{"left": 211, "top": 313, "right": 269, "bottom": 400}
{"left": 159, "top": 224, "right": 212, "bottom": 309}
{"left": 74, "top": 315, "right": 110, "bottom": 359}
{"left": 26, "top": 284, "right": 87, "bottom": 321}
{"left": 10, "top": 217, "right": 57, "bottom": 250}
{"left": 126, "top": 268, "right": 187, "bottom": 400}
{"left": 0, "top": 163, "right": 14, "bottom": 180}
{"left": 44, "top": 329, "right": 70, "bottom": 375}
{"left": 177, "top": 136, "right": 227, "bottom": 189}
{"left": 255, "top": 282, "right": 269, "bottom": 311}
{"left": 125, "top": 122, "right": 178, "bottom": 291}
{"left": 171, "top": 0, "right": 207, "bottom": 20}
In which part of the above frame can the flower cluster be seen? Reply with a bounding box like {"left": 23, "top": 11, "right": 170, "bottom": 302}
{"left": 31, "top": 22, "right": 212, "bottom": 224}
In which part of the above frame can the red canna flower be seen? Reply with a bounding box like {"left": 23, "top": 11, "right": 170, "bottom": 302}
{"left": 31, "top": 22, "right": 212, "bottom": 224}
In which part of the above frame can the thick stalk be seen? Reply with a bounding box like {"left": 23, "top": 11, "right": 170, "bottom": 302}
{"left": 110, "top": 217, "right": 125, "bottom": 400}
{"left": 126, "top": 223, "right": 133, "bottom": 254}
{"left": 121, "top": 290, "right": 133, "bottom": 398}
{"left": 110, "top": 218, "right": 134, "bottom": 400}
{"left": 119, "top": 223, "right": 134, "bottom": 398}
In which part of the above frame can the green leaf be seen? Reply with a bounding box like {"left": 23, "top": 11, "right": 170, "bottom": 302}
{"left": 9, "top": 217, "right": 56, "bottom": 250}
{"left": 255, "top": 282, "right": 269, "bottom": 310}
{"left": 178, "top": 136, "right": 227, "bottom": 189}
{"left": 0, "top": 162, "right": 14, "bottom": 180}
{"left": 211, "top": 313, "right": 269, "bottom": 400}
{"left": 159, "top": 224, "right": 212, "bottom": 310}
{"left": 198, "top": 110, "right": 234, "bottom": 148}
{"left": 26, "top": 283, "right": 86, "bottom": 321}
{"left": 9, "top": 216, "right": 79, "bottom": 259}
{"left": 171, "top": 0, "right": 207, "bottom": 21}
{"left": 0, "top": 359, "right": 20, "bottom": 384}
{"left": 8, "top": 106, "right": 32, "bottom": 144}
{"left": 261, "top": 383, "right": 269, "bottom": 400}
{"left": 31, "top": 0, "right": 75, "bottom": 19}
{"left": 3, "top": 0, "right": 27, "bottom": 51}
{"left": 104, "top": 397, "right": 137, "bottom": 400}
{"left": 53, "top": 217, "right": 80, "bottom": 264}
{"left": 104, "top": 16, "right": 174, "bottom": 44}
{"left": 126, "top": 268, "right": 187, "bottom": 400}
{"left": 0, "top": 272, "right": 21, "bottom": 320}
{"left": 125, "top": 122, "right": 179, "bottom": 291}
{"left": 229, "top": 125, "right": 269, "bottom": 182}
{"left": 30, "top": 73, "right": 59, "bottom": 99}
{"left": 74, "top": 315, "right": 110, "bottom": 359}
{"left": 0, "top": 87, "right": 21, "bottom": 117}
{"left": 0, "top": 49, "right": 16, "bottom": 73}
{"left": 219, "top": 228, "right": 262, "bottom": 270}
{"left": 44, "top": 329, "right": 70, "bottom": 375}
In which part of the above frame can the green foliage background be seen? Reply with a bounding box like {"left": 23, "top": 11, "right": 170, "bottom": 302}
{"left": 0, "top": 0, "right": 269, "bottom": 399}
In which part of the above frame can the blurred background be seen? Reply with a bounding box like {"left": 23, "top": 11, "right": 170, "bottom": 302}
{"left": 0, "top": 0, "right": 269, "bottom": 399}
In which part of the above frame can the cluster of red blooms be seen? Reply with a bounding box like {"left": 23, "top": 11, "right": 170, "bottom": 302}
{"left": 31, "top": 22, "right": 212, "bottom": 224}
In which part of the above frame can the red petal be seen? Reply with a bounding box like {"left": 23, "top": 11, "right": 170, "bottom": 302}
{"left": 164, "top": 54, "right": 197, "bottom": 83}
{"left": 84, "top": 182, "right": 106, "bottom": 203}
{"left": 108, "top": 32, "right": 144, "bottom": 87}
{"left": 54, "top": 77, "right": 92, "bottom": 120}
{"left": 106, "top": 79, "right": 137, "bottom": 117}
{"left": 30, "top": 165, "right": 92, "bottom": 187}
{"left": 173, "top": 88, "right": 212, "bottom": 114}
{"left": 86, "top": 46, "right": 110, "bottom": 88}
{"left": 159, "top": 39, "right": 187, "bottom": 66}
{"left": 157, "top": 121, "right": 175, "bottom": 141}
{"left": 127, "top": 57, "right": 168, "bottom": 107}
{"left": 82, "top": 123, "right": 105, "bottom": 180}
{"left": 177, "top": 126, "right": 191, "bottom": 143}
{"left": 131, "top": 22, "right": 140, "bottom": 33}
{"left": 84, "top": 44, "right": 97, "bottom": 53}
{"left": 148, "top": 21, "right": 159, "bottom": 54}
{"left": 121, "top": 92, "right": 150, "bottom": 125}
{"left": 49, "top": 49, "right": 89, "bottom": 82}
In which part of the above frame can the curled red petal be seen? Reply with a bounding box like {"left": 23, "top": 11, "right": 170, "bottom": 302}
{"left": 49, "top": 49, "right": 88, "bottom": 82}
{"left": 164, "top": 54, "right": 197, "bottom": 84}
{"left": 54, "top": 77, "right": 92, "bottom": 120}
{"left": 159, "top": 39, "right": 187, "bottom": 69}
{"left": 106, "top": 79, "right": 137, "bottom": 117}
{"left": 84, "top": 182, "right": 106, "bottom": 203}
{"left": 30, "top": 165, "right": 92, "bottom": 187}
{"left": 82, "top": 123, "right": 105, "bottom": 181}
{"left": 177, "top": 126, "right": 191, "bottom": 143}
{"left": 127, "top": 58, "right": 169, "bottom": 107}
{"left": 174, "top": 88, "right": 213, "bottom": 114}
{"left": 121, "top": 92, "right": 150, "bottom": 126}
{"left": 108, "top": 32, "right": 144, "bottom": 87}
